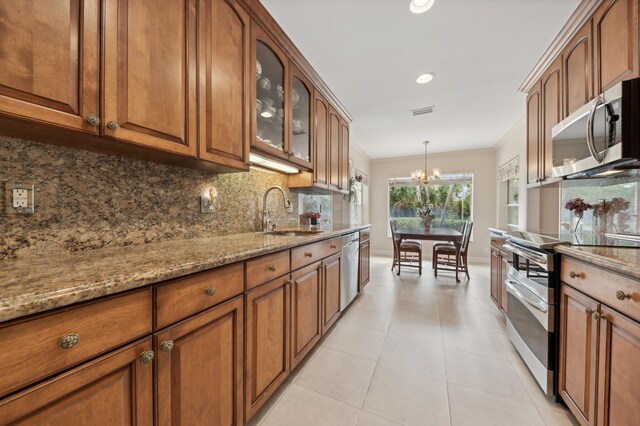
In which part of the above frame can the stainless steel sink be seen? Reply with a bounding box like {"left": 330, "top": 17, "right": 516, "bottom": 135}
{"left": 265, "top": 229, "right": 323, "bottom": 237}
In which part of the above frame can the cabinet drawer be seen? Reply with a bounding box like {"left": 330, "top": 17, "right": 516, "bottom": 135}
{"left": 156, "top": 263, "right": 244, "bottom": 329}
{"left": 0, "top": 289, "right": 152, "bottom": 397}
{"left": 246, "top": 250, "right": 290, "bottom": 290}
{"left": 292, "top": 237, "right": 341, "bottom": 270}
{"left": 359, "top": 228, "right": 371, "bottom": 243}
{"left": 561, "top": 257, "right": 640, "bottom": 322}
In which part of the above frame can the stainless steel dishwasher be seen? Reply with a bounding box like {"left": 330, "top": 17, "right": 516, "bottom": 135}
{"left": 340, "top": 232, "right": 360, "bottom": 310}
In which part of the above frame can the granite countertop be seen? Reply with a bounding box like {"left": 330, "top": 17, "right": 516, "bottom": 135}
{"left": 555, "top": 245, "right": 640, "bottom": 280}
{"left": 0, "top": 224, "right": 371, "bottom": 323}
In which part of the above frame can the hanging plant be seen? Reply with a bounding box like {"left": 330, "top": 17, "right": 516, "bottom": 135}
{"left": 345, "top": 175, "right": 363, "bottom": 204}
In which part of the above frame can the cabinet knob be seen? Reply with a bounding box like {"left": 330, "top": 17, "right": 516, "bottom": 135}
{"left": 140, "top": 350, "right": 155, "bottom": 364}
{"left": 107, "top": 121, "right": 120, "bottom": 131}
{"left": 330, "top": 244, "right": 337, "bottom": 249}
{"left": 58, "top": 333, "right": 80, "bottom": 349}
{"left": 160, "top": 340, "right": 175, "bottom": 353}
{"left": 86, "top": 115, "right": 101, "bottom": 126}
{"left": 593, "top": 312, "right": 606, "bottom": 321}
{"left": 304, "top": 252, "right": 313, "bottom": 257}
{"left": 286, "top": 280, "right": 293, "bottom": 286}
{"left": 269, "top": 265, "right": 277, "bottom": 272}
{"left": 616, "top": 290, "right": 631, "bottom": 301}
{"left": 205, "top": 287, "right": 217, "bottom": 297}
{"left": 584, "top": 307, "right": 593, "bottom": 315}
{"left": 569, "top": 271, "right": 582, "bottom": 279}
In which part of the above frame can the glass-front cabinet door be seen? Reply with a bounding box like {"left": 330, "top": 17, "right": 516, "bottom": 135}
{"left": 252, "top": 24, "right": 288, "bottom": 159}
{"left": 289, "top": 65, "right": 313, "bottom": 169}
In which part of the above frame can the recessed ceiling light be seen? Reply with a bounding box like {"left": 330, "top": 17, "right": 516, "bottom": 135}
{"left": 416, "top": 73, "right": 436, "bottom": 84}
{"left": 410, "top": 0, "right": 435, "bottom": 14}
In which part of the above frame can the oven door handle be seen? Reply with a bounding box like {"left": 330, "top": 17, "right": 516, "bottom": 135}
{"left": 505, "top": 280, "right": 548, "bottom": 313}
{"left": 503, "top": 244, "right": 547, "bottom": 265}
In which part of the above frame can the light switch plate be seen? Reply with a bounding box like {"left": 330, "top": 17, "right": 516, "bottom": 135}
{"left": 6, "top": 183, "right": 35, "bottom": 215}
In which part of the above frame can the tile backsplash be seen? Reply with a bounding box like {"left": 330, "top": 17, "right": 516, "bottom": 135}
{"left": 0, "top": 136, "right": 299, "bottom": 259}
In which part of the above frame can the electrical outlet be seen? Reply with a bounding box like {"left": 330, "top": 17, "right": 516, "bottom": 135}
{"left": 6, "top": 183, "right": 35, "bottom": 215}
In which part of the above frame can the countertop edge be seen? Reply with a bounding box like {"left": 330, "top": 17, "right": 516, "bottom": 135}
{"left": 1, "top": 224, "right": 371, "bottom": 323}
{"left": 555, "top": 245, "right": 640, "bottom": 281}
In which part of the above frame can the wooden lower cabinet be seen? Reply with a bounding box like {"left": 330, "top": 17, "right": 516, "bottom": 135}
{"left": 155, "top": 296, "right": 243, "bottom": 426}
{"left": 596, "top": 305, "right": 640, "bottom": 426}
{"left": 322, "top": 253, "right": 341, "bottom": 334}
{"left": 290, "top": 262, "right": 322, "bottom": 369}
{"left": 359, "top": 240, "right": 370, "bottom": 291}
{"left": 559, "top": 284, "right": 599, "bottom": 426}
{"left": 245, "top": 276, "right": 290, "bottom": 421}
{"left": 0, "top": 338, "right": 154, "bottom": 425}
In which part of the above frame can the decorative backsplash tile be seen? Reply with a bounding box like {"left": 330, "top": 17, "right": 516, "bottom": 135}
{"left": 0, "top": 136, "right": 299, "bottom": 259}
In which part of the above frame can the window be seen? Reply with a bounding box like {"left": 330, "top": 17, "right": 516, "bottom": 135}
{"left": 388, "top": 173, "right": 473, "bottom": 235}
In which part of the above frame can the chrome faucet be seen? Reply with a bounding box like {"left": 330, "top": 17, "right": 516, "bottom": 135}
{"left": 262, "top": 186, "right": 293, "bottom": 232}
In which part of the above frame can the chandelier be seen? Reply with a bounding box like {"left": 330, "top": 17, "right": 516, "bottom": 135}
{"left": 411, "top": 141, "right": 441, "bottom": 185}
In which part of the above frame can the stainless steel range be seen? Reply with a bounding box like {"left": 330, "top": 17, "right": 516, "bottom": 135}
{"left": 503, "top": 231, "right": 569, "bottom": 396}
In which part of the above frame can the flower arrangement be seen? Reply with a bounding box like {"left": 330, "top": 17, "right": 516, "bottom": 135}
{"left": 345, "top": 174, "right": 363, "bottom": 204}
{"left": 306, "top": 211, "right": 321, "bottom": 225}
{"left": 416, "top": 203, "right": 436, "bottom": 231}
{"left": 593, "top": 197, "right": 631, "bottom": 234}
{"left": 564, "top": 198, "right": 593, "bottom": 233}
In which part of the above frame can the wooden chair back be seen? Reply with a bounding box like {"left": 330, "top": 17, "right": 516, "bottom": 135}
{"left": 461, "top": 221, "right": 474, "bottom": 253}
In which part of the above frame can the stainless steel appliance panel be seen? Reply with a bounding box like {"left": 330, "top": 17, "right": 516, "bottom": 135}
{"left": 340, "top": 232, "right": 359, "bottom": 310}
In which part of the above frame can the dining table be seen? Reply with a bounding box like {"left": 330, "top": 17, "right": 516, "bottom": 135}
{"left": 394, "top": 227, "right": 464, "bottom": 282}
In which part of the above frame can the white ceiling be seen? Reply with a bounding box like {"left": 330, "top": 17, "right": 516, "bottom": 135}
{"left": 261, "top": 0, "right": 581, "bottom": 159}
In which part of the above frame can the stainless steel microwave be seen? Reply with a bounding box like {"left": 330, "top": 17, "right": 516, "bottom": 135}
{"left": 552, "top": 78, "right": 640, "bottom": 178}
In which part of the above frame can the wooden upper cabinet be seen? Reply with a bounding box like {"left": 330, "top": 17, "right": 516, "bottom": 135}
{"left": 541, "top": 56, "right": 562, "bottom": 180}
{"left": 594, "top": 0, "right": 639, "bottom": 93}
{"left": 322, "top": 253, "right": 341, "bottom": 334}
{"left": 314, "top": 91, "right": 329, "bottom": 187}
{"left": 0, "top": 338, "right": 154, "bottom": 425}
{"left": 558, "top": 284, "right": 599, "bottom": 426}
{"left": 290, "top": 262, "right": 322, "bottom": 369}
{"left": 339, "top": 119, "right": 350, "bottom": 193}
{"left": 197, "top": 0, "right": 250, "bottom": 169}
{"left": 245, "top": 276, "right": 290, "bottom": 420}
{"left": 563, "top": 21, "right": 593, "bottom": 116}
{"left": 596, "top": 305, "right": 640, "bottom": 426}
{"left": 0, "top": 0, "right": 100, "bottom": 133}
{"left": 251, "top": 23, "right": 289, "bottom": 160}
{"left": 288, "top": 65, "right": 313, "bottom": 169}
{"left": 328, "top": 106, "right": 341, "bottom": 190}
{"left": 156, "top": 296, "right": 243, "bottom": 426}
{"left": 103, "top": 0, "right": 197, "bottom": 156}
{"left": 526, "top": 80, "right": 542, "bottom": 185}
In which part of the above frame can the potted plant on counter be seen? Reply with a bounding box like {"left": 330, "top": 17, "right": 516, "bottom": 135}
{"left": 307, "top": 212, "right": 321, "bottom": 226}
{"left": 417, "top": 203, "right": 436, "bottom": 231}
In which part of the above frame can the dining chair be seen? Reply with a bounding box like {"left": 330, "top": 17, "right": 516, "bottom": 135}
{"left": 433, "top": 221, "right": 473, "bottom": 279}
{"left": 390, "top": 219, "right": 423, "bottom": 275}
{"left": 432, "top": 221, "right": 467, "bottom": 269}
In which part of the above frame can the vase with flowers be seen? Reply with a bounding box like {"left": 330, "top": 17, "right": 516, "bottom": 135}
{"left": 417, "top": 204, "right": 436, "bottom": 231}
{"left": 564, "top": 198, "right": 593, "bottom": 234}
{"left": 307, "top": 212, "right": 321, "bottom": 226}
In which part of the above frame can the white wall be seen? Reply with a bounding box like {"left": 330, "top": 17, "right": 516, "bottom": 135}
{"left": 369, "top": 148, "right": 496, "bottom": 262}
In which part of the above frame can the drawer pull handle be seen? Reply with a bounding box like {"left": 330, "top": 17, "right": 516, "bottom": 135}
{"left": 58, "top": 333, "right": 80, "bottom": 349}
{"left": 160, "top": 340, "right": 175, "bottom": 353}
{"left": 205, "top": 287, "right": 217, "bottom": 297}
{"left": 107, "top": 121, "right": 120, "bottom": 131}
{"left": 585, "top": 307, "right": 594, "bottom": 315}
{"left": 616, "top": 290, "right": 631, "bottom": 300}
{"left": 569, "top": 271, "right": 582, "bottom": 279}
{"left": 304, "top": 252, "right": 313, "bottom": 257}
{"left": 140, "top": 350, "right": 155, "bottom": 364}
{"left": 330, "top": 244, "right": 337, "bottom": 249}
{"left": 269, "top": 265, "right": 277, "bottom": 271}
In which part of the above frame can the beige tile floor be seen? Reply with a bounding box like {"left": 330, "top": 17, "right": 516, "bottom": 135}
{"left": 248, "top": 256, "right": 579, "bottom": 426}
